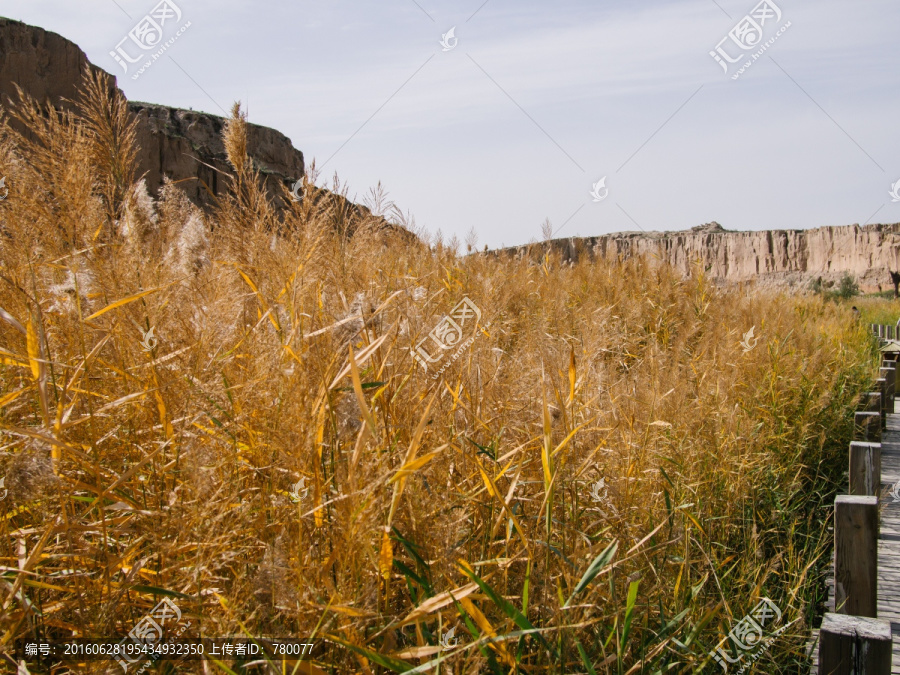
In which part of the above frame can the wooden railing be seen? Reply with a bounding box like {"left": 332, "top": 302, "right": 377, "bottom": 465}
{"left": 818, "top": 354, "right": 897, "bottom": 674}
{"left": 871, "top": 324, "right": 899, "bottom": 341}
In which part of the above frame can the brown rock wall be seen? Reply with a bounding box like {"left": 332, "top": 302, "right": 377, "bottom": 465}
{"left": 509, "top": 223, "right": 900, "bottom": 292}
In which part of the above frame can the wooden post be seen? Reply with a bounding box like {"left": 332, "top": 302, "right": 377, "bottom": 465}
{"left": 818, "top": 613, "right": 892, "bottom": 675}
{"left": 865, "top": 392, "right": 881, "bottom": 414}
{"left": 834, "top": 495, "right": 878, "bottom": 618}
{"left": 876, "top": 378, "right": 887, "bottom": 429}
{"left": 849, "top": 441, "right": 881, "bottom": 496}
{"left": 880, "top": 364, "right": 895, "bottom": 412}
{"left": 854, "top": 411, "right": 882, "bottom": 443}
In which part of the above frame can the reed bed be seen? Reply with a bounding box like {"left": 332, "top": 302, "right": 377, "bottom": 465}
{"left": 0, "top": 73, "right": 879, "bottom": 673}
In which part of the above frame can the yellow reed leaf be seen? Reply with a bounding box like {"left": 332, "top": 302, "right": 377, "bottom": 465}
{"left": 84, "top": 288, "right": 158, "bottom": 321}
{"left": 26, "top": 317, "right": 40, "bottom": 381}
{"left": 398, "top": 582, "right": 479, "bottom": 626}
{"left": 348, "top": 342, "right": 377, "bottom": 436}
{"left": 386, "top": 395, "right": 435, "bottom": 528}
{"left": 0, "top": 355, "right": 28, "bottom": 368}
{"left": 458, "top": 596, "right": 514, "bottom": 665}
{"left": 236, "top": 268, "right": 281, "bottom": 332}
{"left": 459, "top": 595, "right": 495, "bottom": 636}
{"left": 387, "top": 449, "right": 441, "bottom": 484}
{"left": 314, "top": 397, "right": 326, "bottom": 527}
{"left": 149, "top": 369, "right": 173, "bottom": 440}
{"left": 0, "top": 386, "right": 32, "bottom": 408}
{"left": 568, "top": 343, "right": 576, "bottom": 404}
{"left": 378, "top": 529, "right": 393, "bottom": 582}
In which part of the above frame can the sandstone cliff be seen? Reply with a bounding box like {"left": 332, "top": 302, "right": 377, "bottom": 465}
{"left": 3, "top": 16, "right": 896, "bottom": 285}
{"left": 0, "top": 17, "right": 303, "bottom": 208}
{"left": 507, "top": 222, "right": 900, "bottom": 293}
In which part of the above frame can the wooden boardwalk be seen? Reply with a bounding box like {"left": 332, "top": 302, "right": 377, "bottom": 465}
{"left": 810, "top": 399, "right": 900, "bottom": 673}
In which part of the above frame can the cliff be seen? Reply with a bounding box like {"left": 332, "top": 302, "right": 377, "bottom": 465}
{"left": 3, "top": 16, "right": 896, "bottom": 283}
{"left": 128, "top": 102, "right": 304, "bottom": 207}
{"left": 1, "top": 17, "right": 305, "bottom": 209}
{"left": 506, "top": 222, "right": 900, "bottom": 293}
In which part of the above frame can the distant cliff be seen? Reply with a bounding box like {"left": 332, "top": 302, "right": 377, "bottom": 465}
{"left": 504, "top": 222, "right": 900, "bottom": 293}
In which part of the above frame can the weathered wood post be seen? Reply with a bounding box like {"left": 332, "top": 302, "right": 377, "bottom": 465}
{"left": 876, "top": 378, "right": 887, "bottom": 429}
{"left": 834, "top": 495, "right": 878, "bottom": 618}
{"left": 818, "top": 613, "right": 892, "bottom": 674}
{"left": 854, "top": 411, "right": 882, "bottom": 443}
{"left": 865, "top": 392, "right": 881, "bottom": 414}
{"left": 880, "top": 363, "right": 896, "bottom": 412}
{"left": 849, "top": 441, "right": 881, "bottom": 496}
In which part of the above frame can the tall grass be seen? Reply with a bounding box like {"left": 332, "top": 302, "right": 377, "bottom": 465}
{"left": 851, "top": 295, "right": 900, "bottom": 327}
{"left": 0, "top": 73, "right": 879, "bottom": 673}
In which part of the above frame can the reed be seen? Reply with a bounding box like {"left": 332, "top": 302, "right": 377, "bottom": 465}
{"left": 0, "top": 73, "right": 877, "bottom": 673}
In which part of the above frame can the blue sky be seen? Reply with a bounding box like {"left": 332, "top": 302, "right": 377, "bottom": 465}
{"left": 3, "top": 0, "right": 899, "bottom": 247}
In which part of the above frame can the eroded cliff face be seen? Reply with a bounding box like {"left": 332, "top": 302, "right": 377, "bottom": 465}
{"left": 0, "top": 17, "right": 303, "bottom": 208}
{"left": 3, "top": 16, "right": 896, "bottom": 281}
{"left": 512, "top": 222, "right": 900, "bottom": 292}
{"left": 0, "top": 17, "right": 115, "bottom": 108}
{"left": 128, "top": 103, "right": 304, "bottom": 207}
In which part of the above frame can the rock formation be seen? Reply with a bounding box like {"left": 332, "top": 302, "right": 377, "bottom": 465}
{"left": 1, "top": 17, "right": 309, "bottom": 210}
{"left": 506, "top": 221, "right": 900, "bottom": 293}
{"left": 128, "top": 102, "right": 303, "bottom": 207}
{"left": 2, "top": 16, "right": 898, "bottom": 286}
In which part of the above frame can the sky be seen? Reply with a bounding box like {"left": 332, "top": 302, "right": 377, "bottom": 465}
{"left": 2, "top": 0, "right": 899, "bottom": 248}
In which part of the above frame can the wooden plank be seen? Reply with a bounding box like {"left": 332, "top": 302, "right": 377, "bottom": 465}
{"left": 818, "top": 613, "right": 892, "bottom": 674}
{"left": 856, "top": 411, "right": 883, "bottom": 443}
{"left": 881, "top": 365, "right": 896, "bottom": 411}
{"left": 866, "top": 392, "right": 882, "bottom": 414}
{"left": 849, "top": 441, "right": 881, "bottom": 497}
{"left": 834, "top": 495, "right": 878, "bottom": 617}
{"left": 801, "top": 380, "right": 900, "bottom": 673}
